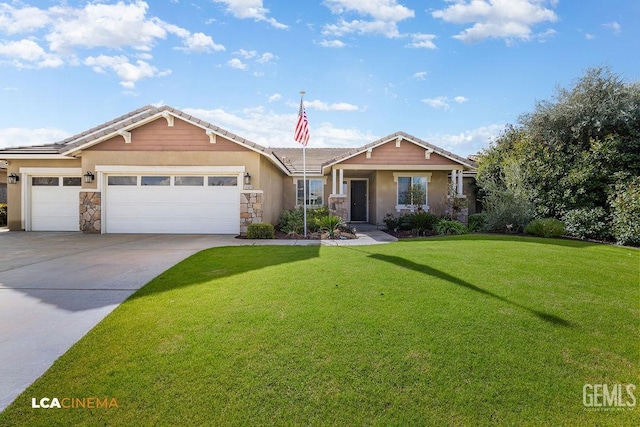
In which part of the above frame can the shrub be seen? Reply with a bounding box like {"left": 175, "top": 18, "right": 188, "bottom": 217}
{"left": 524, "top": 218, "right": 566, "bottom": 238}
{"left": 435, "top": 219, "right": 468, "bottom": 235}
{"left": 0, "top": 203, "right": 6, "bottom": 227}
{"left": 467, "top": 213, "right": 486, "bottom": 232}
{"left": 383, "top": 213, "right": 401, "bottom": 231}
{"left": 408, "top": 212, "right": 437, "bottom": 236}
{"left": 609, "top": 177, "right": 640, "bottom": 246}
{"left": 246, "top": 223, "right": 275, "bottom": 239}
{"left": 318, "top": 215, "right": 345, "bottom": 239}
{"left": 277, "top": 206, "right": 330, "bottom": 234}
{"left": 562, "top": 207, "right": 610, "bottom": 240}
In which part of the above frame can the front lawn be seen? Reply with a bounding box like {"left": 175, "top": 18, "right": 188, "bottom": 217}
{"left": 1, "top": 235, "right": 638, "bottom": 426}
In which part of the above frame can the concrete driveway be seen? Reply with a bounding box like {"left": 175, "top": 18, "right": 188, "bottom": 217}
{"left": 0, "top": 231, "right": 250, "bottom": 411}
{"left": 0, "top": 228, "right": 394, "bottom": 411}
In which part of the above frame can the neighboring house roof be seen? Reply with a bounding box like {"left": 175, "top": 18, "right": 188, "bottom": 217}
{"left": 0, "top": 105, "right": 477, "bottom": 175}
{"left": 271, "top": 148, "right": 352, "bottom": 175}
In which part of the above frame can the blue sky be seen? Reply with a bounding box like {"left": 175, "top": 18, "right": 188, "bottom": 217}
{"left": 0, "top": 0, "right": 638, "bottom": 156}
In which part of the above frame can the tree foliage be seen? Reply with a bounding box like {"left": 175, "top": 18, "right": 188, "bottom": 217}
{"left": 476, "top": 67, "right": 640, "bottom": 244}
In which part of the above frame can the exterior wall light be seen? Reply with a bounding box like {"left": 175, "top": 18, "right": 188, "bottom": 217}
{"left": 84, "top": 171, "right": 95, "bottom": 183}
{"left": 8, "top": 173, "right": 19, "bottom": 184}
{"left": 244, "top": 172, "right": 251, "bottom": 185}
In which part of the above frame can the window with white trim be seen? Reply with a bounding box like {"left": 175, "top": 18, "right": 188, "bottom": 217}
{"left": 396, "top": 175, "right": 429, "bottom": 210}
{"left": 296, "top": 179, "right": 324, "bottom": 206}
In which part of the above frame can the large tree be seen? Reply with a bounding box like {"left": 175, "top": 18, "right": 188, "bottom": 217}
{"left": 478, "top": 67, "right": 640, "bottom": 218}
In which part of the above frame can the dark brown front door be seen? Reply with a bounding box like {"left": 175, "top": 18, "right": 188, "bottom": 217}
{"left": 350, "top": 180, "right": 367, "bottom": 222}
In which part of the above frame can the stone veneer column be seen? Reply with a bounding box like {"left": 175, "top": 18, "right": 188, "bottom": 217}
{"left": 328, "top": 195, "right": 348, "bottom": 222}
{"left": 80, "top": 192, "right": 101, "bottom": 233}
{"left": 240, "top": 191, "right": 263, "bottom": 236}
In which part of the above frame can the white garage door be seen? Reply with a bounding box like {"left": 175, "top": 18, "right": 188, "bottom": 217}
{"left": 105, "top": 175, "right": 240, "bottom": 234}
{"left": 31, "top": 176, "right": 81, "bottom": 231}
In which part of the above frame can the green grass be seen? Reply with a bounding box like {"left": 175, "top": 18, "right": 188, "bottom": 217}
{"left": 1, "top": 235, "right": 638, "bottom": 426}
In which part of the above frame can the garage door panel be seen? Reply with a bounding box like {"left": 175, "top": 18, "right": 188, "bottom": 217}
{"left": 31, "top": 186, "right": 80, "bottom": 232}
{"left": 106, "top": 177, "right": 240, "bottom": 234}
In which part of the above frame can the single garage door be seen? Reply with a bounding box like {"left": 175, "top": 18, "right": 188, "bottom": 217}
{"left": 105, "top": 175, "right": 240, "bottom": 234}
{"left": 31, "top": 176, "right": 81, "bottom": 231}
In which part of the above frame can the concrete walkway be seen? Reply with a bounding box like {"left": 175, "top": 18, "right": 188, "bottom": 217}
{"left": 0, "top": 229, "right": 395, "bottom": 411}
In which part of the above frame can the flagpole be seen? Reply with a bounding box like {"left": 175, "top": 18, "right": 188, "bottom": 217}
{"left": 300, "top": 90, "right": 307, "bottom": 237}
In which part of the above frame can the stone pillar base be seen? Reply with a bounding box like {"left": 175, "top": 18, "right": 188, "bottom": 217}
{"left": 240, "top": 191, "right": 263, "bottom": 236}
{"left": 328, "top": 195, "right": 348, "bottom": 221}
{"left": 80, "top": 192, "right": 101, "bottom": 233}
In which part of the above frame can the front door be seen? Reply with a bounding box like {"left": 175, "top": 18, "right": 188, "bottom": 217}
{"left": 350, "top": 180, "right": 367, "bottom": 222}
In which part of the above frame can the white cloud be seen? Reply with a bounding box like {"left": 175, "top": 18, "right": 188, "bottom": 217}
{"left": 183, "top": 106, "right": 376, "bottom": 148}
{"left": 0, "top": 127, "right": 70, "bottom": 149}
{"left": 427, "top": 123, "right": 505, "bottom": 155}
{"left": 454, "top": 96, "right": 468, "bottom": 104}
{"left": 0, "top": 4, "right": 50, "bottom": 34}
{"left": 422, "top": 96, "right": 450, "bottom": 110}
{"left": 0, "top": 2, "right": 224, "bottom": 85}
{"left": 432, "top": 0, "right": 558, "bottom": 43}
{"left": 584, "top": 33, "right": 595, "bottom": 40}
{"left": 227, "top": 58, "right": 247, "bottom": 70}
{"left": 412, "top": 71, "right": 427, "bottom": 80}
{"left": 235, "top": 49, "right": 257, "bottom": 59}
{"left": 84, "top": 55, "right": 171, "bottom": 88}
{"left": 179, "top": 32, "right": 225, "bottom": 53}
{"left": 406, "top": 33, "right": 437, "bottom": 49}
{"left": 318, "top": 39, "right": 346, "bottom": 48}
{"left": 603, "top": 21, "right": 621, "bottom": 34}
{"left": 303, "top": 100, "right": 360, "bottom": 111}
{"left": 257, "top": 52, "right": 275, "bottom": 63}
{"left": 322, "top": 0, "right": 415, "bottom": 38}
{"left": 212, "top": 0, "right": 288, "bottom": 29}
{"left": 0, "top": 39, "right": 63, "bottom": 68}
{"left": 268, "top": 93, "right": 282, "bottom": 102}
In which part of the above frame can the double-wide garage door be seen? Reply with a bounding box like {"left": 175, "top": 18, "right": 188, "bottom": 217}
{"left": 105, "top": 174, "right": 240, "bottom": 234}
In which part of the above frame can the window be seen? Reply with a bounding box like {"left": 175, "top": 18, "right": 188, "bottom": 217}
{"left": 108, "top": 176, "right": 137, "bottom": 186}
{"left": 141, "top": 176, "right": 170, "bottom": 186}
{"left": 297, "top": 179, "right": 324, "bottom": 206}
{"left": 208, "top": 176, "right": 237, "bottom": 186}
{"left": 175, "top": 176, "right": 204, "bottom": 186}
{"left": 32, "top": 177, "right": 59, "bottom": 186}
{"left": 63, "top": 177, "right": 81, "bottom": 186}
{"left": 396, "top": 176, "right": 428, "bottom": 208}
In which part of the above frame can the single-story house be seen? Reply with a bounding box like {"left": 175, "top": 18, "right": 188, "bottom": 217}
{"left": 0, "top": 105, "right": 477, "bottom": 235}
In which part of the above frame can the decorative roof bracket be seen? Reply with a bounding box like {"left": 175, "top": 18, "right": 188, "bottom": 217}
{"left": 206, "top": 130, "right": 217, "bottom": 144}
{"left": 118, "top": 130, "right": 132, "bottom": 144}
{"left": 162, "top": 111, "right": 174, "bottom": 127}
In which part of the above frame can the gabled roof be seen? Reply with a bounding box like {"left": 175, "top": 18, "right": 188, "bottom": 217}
{"left": 321, "top": 131, "right": 478, "bottom": 172}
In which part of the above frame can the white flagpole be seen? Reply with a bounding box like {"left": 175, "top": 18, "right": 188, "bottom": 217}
{"left": 301, "top": 91, "right": 307, "bottom": 237}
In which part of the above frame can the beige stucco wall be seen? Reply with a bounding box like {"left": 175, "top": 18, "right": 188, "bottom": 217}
{"left": 80, "top": 150, "right": 264, "bottom": 190}
{"left": 259, "top": 156, "right": 284, "bottom": 224}
{"left": 371, "top": 170, "right": 452, "bottom": 225}
{"left": 0, "top": 168, "right": 6, "bottom": 185}
{"left": 5, "top": 159, "right": 81, "bottom": 230}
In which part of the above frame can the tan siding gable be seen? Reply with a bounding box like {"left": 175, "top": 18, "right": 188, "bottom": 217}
{"left": 87, "top": 117, "right": 251, "bottom": 152}
{"left": 339, "top": 140, "right": 459, "bottom": 166}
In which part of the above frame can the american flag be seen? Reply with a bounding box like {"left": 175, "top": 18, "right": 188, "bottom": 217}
{"left": 294, "top": 97, "right": 309, "bottom": 146}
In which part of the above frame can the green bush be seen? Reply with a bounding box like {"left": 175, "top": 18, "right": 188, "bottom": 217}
{"left": 609, "top": 177, "right": 640, "bottom": 246}
{"left": 524, "top": 218, "right": 566, "bottom": 238}
{"left": 562, "top": 207, "right": 610, "bottom": 240}
{"left": 318, "top": 215, "right": 345, "bottom": 239}
{"left": 246, "top": 223, "right": 275, "bottom": 239}
{"left": 277, "top": 206, "right": 330, "bottom": 234}
{"left": 0, "top": 203, "right": 6, "bottom": 227}
{"left": 435, "top": 219, "right": 468, "bottom": 235}
{"left": 408, "top": 212, "right": 437, "bottom": 236}
{"left": 467, "top": 213, "right": 486, "bottom": 232}
{"left": 382, "top": 213, "right": 413, "bottom": 231}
